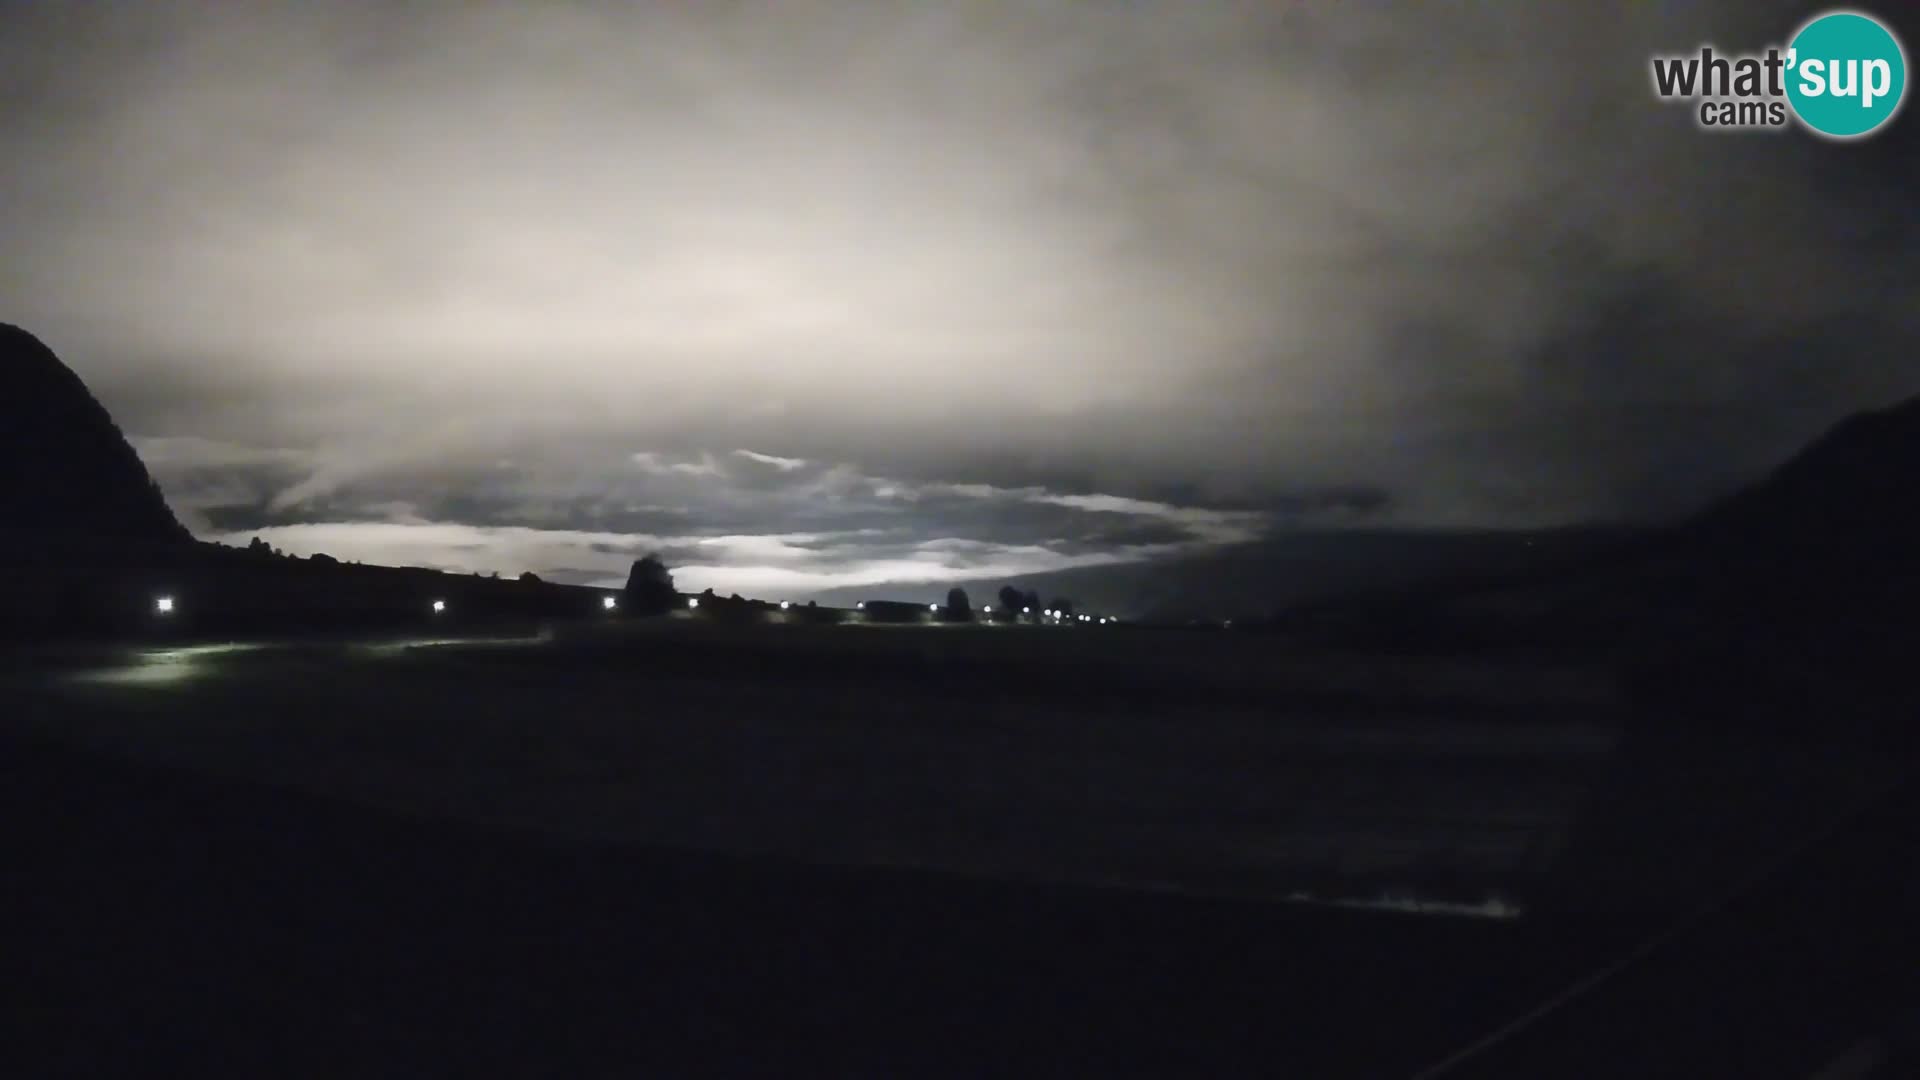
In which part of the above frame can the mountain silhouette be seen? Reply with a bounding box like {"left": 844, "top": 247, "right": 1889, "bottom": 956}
{"left": 1690, "top": 393, "right": 1920, "bottom": 575}
{"left": 1605, "top": 392, "right": 1920, "bottom": 736}
{"left": 1280, "top": 389, "right": 1920, "bottom": 677}
{"left": 0, "top": 323, "right": 188, "bottom": 547}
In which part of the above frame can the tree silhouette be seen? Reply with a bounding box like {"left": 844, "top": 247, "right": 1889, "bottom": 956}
{"left": 998, "top": 585, "right": 1023, "bottom": 613}
{"left": 945, "top": 587, "right": 972, "bottom": 620}
{"left": 518, "top": 571, "right": 542, "bottom": 584}
{"left": 622, "top": 553, "right": 678, "bottom": 615}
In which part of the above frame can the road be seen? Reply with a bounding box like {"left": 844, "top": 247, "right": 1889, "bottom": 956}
{"left": 1413, "top": 768, "right": 1920, "bottom": 1078}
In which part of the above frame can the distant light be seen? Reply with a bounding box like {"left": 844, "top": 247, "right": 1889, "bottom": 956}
{"left": 1022, "top": 607, "right": 1030, "bottom": 614}
{"left": 929, "top": 603, "right": 939, "bottom": 612}
{"left": 688, "top": 597, "right": 700, "bottom": 609}
{"left": 856, "top": 602, "right": 865, "bottom": 610}
{"left": 1099, "top": 618, "right": 1107, "bottom": 624}
{"left": 780, "top": 600, "right": 791, "bottom": 610}
{"left": 602, "top": 596, "right": 617, "bottom": 610}
{"left": 983, "top": 605, "right": 991, "bottom": 613}
{"left": 431, "top": 599, "right": 446, "bottom": 614}
{"left": 154, "top": 596, "right": 174, "bottom": 614}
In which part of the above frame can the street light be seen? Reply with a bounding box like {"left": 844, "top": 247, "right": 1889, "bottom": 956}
{"left": 688, "top": 597, "right": 700, "bottom": 609}
{"left": 431, "top": 599, "right": 446, "bottom": 614}
{"left": 929, "top": 603, "right": 938, "bottom": 612}
{"left": 602, "top": 595, "right": 617, "bottom": 611}
{"left": 780, "top": 600, "right": 791, "bottom": 610}
{"left": 154, "top": 596, "right": 174, "bottom": 615}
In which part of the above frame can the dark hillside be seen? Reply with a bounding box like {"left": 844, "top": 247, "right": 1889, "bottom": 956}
{"left": 0, "top": 323, "right": 189, "bottom": 547}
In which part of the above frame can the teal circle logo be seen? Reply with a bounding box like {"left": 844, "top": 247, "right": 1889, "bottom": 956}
{"left": 1785, "top": 10, "right": 1907, "bottom": 139}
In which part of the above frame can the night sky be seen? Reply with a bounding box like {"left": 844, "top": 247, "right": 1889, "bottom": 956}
{"left": 4, "top": 1, "right": 1915, "bottom": 599}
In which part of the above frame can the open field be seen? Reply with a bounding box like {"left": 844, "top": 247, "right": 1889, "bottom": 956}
{"left": 2, "top": 734, "right": 1659, "bottom": 1078}
{"left": 5, "top": 618, "right": 1909, "bottom": 1075}
{"left": 3, "top": 619, "right": 1889, "bottom": 917}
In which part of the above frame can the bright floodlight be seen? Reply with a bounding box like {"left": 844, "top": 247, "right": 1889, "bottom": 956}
{"left": 929, "top": 603, "right": 939, "bottom": 612}
{"left": 780, "top": 600, "right": 790, "bottom": 610}
{"left": 431, "top": 599, "right": 446, "bottom": 614}
{"left": 154, "top": 596, "right": 174, "bottom": 614}
{"left": 688, "top": 597, "right": 700, "bottom": 609}
{"left": 856, "top": 601, "right": 865, "bottom": 610}
{"left": 602, "top": 596, "right": 617, "bottom": 610}
{"left": 983, "top": 605, "right": 992, "bottom": 613}
{"left": 1022, "top": 606, "right": 1030, "bottom": 614}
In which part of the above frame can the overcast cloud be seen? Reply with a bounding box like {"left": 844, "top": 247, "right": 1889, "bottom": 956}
{"left": 5, "top": 1, "right": 1915, "bottom": 599}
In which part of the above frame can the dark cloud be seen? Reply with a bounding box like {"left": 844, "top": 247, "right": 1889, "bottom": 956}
{"left": 193, "top": 455, "right": 1315, "bottom": 600}
{"left": 6, "top": 1, "right": 1917, "bottom": 592}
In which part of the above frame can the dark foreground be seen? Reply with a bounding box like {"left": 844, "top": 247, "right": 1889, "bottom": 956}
{"left": 9, "top": 736, "right": 1915, "bottom": 1078}
{"left": 1, "top": 732, "right": 1663, "bottom": 1079}
{"left": 5, "top": 625, "right": 1915, "bottom": 1076}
